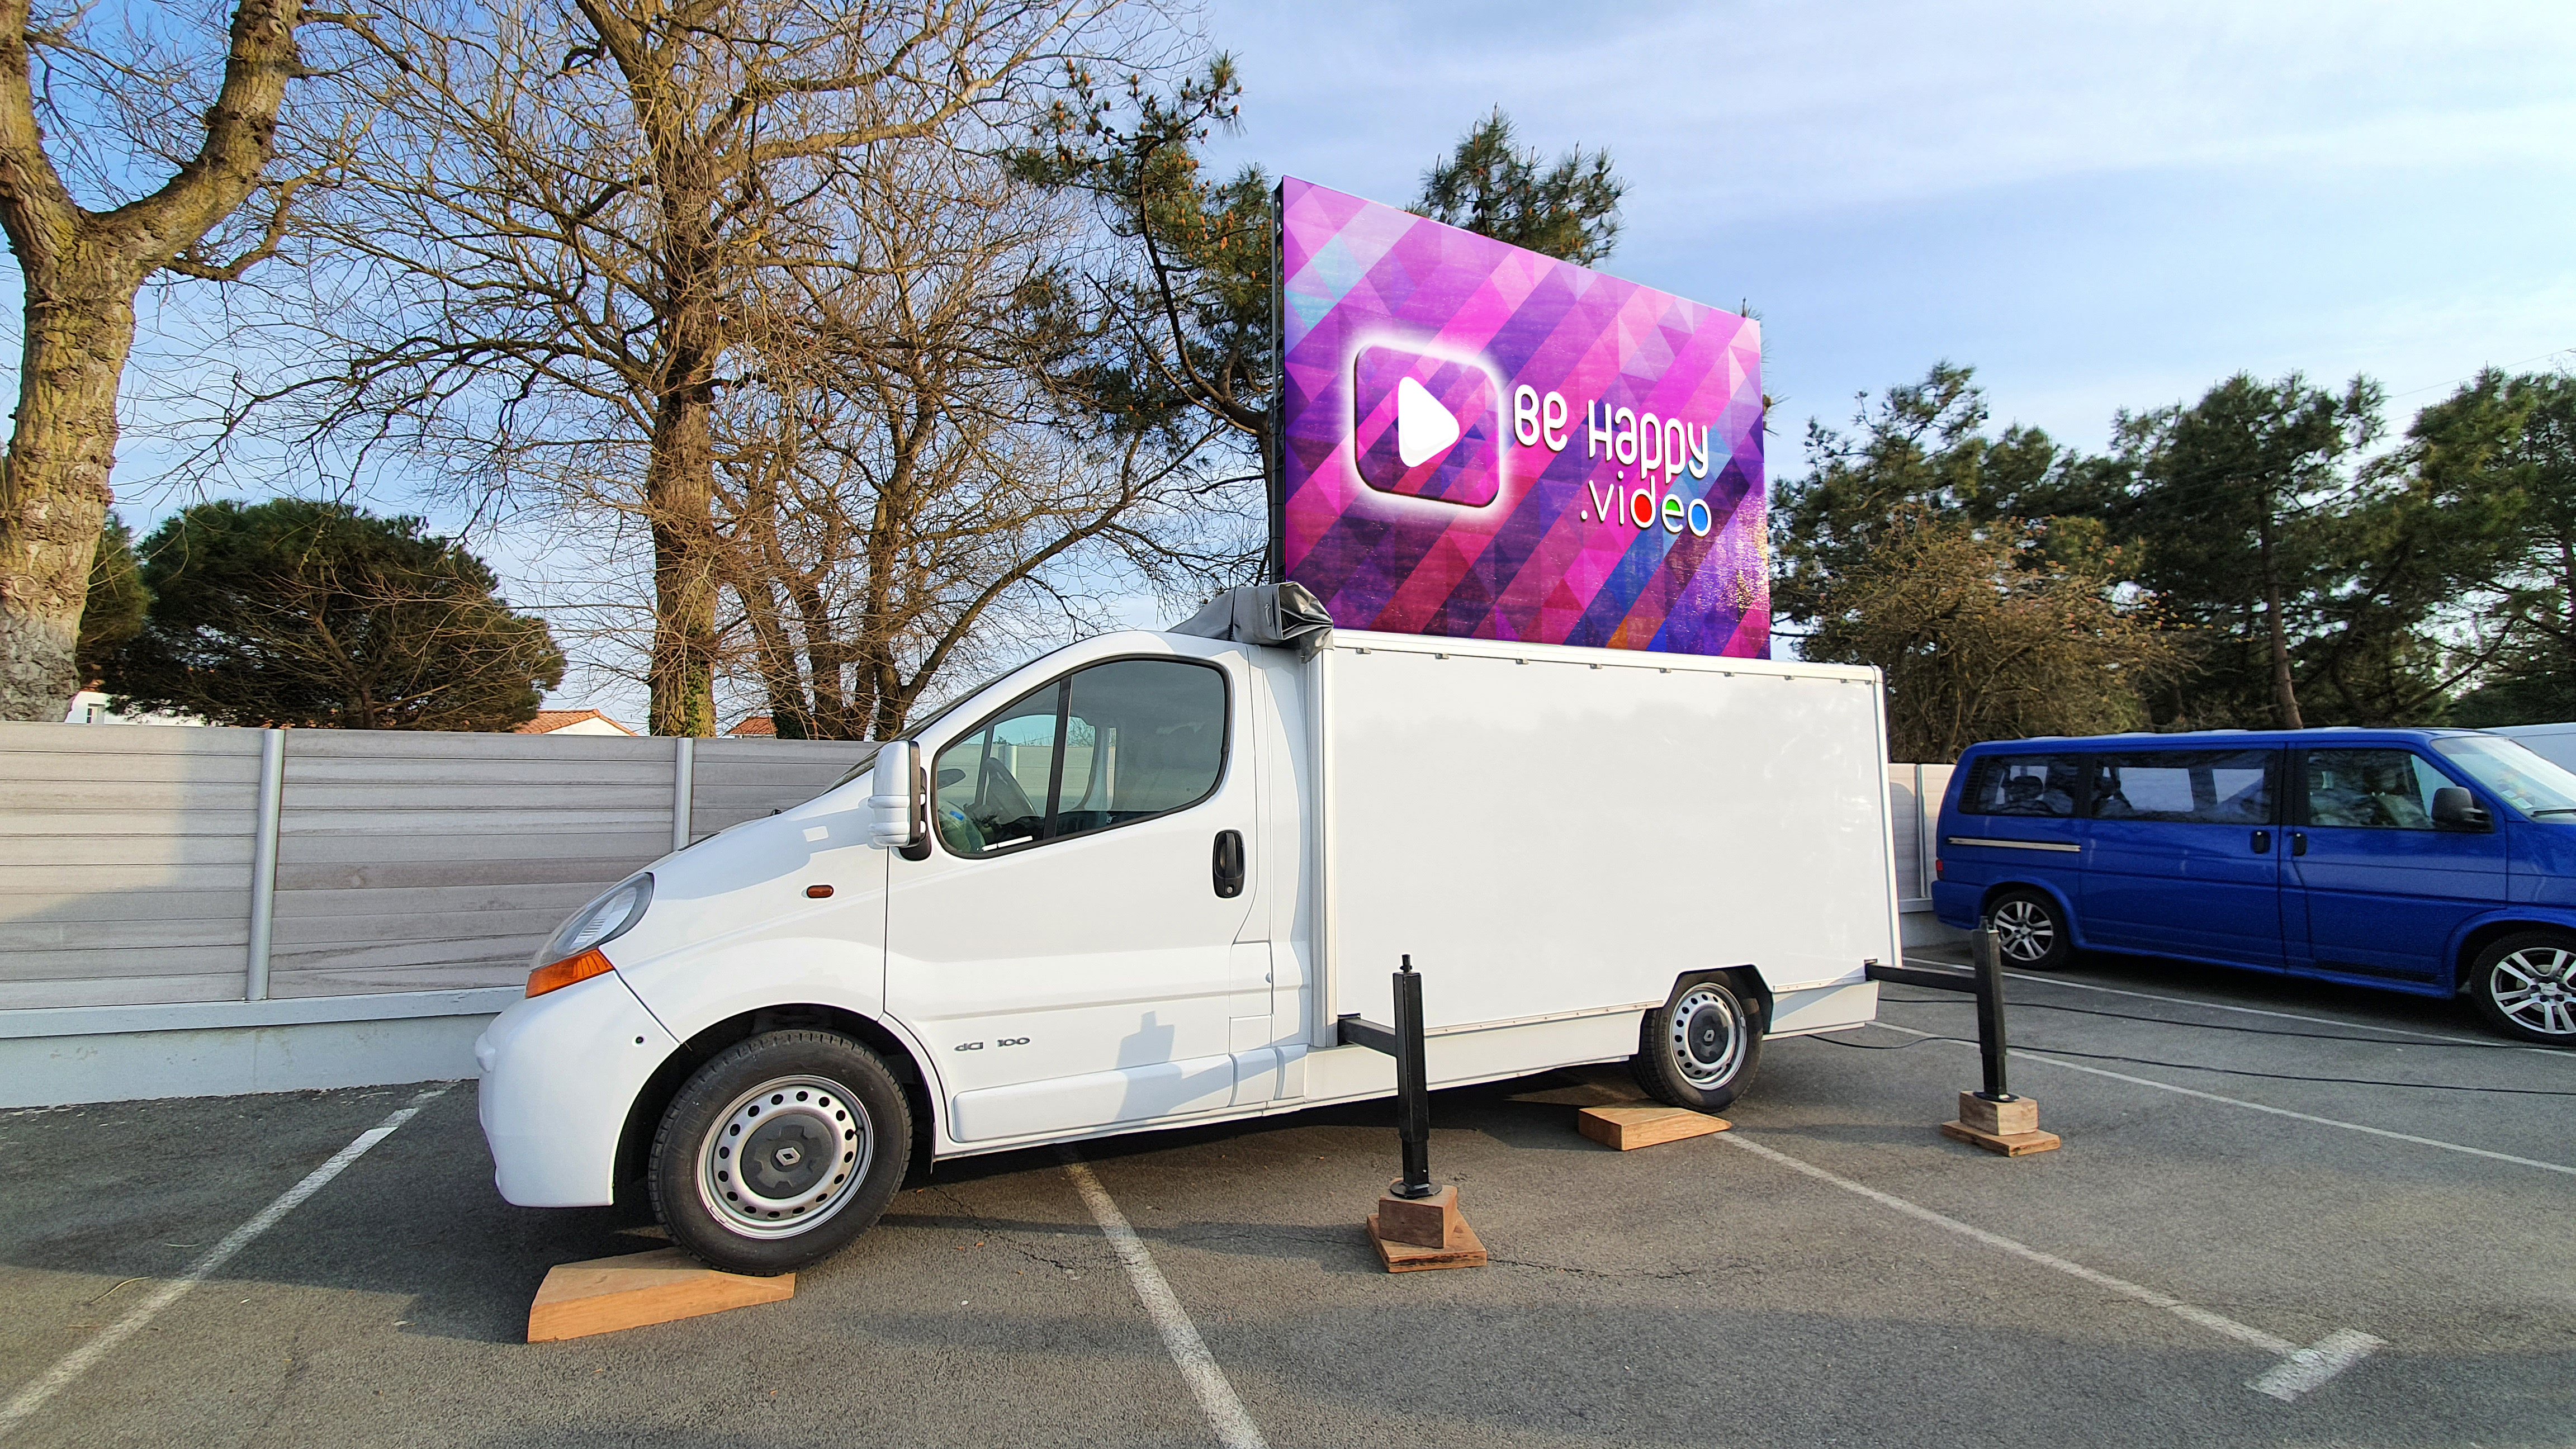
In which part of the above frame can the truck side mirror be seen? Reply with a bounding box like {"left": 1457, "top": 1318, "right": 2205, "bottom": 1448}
{"left": 2431, "top": 785, "right": 2490, "bottom": 831}
{"left": 865, "top": 740, "right": 925, "bottom": 850}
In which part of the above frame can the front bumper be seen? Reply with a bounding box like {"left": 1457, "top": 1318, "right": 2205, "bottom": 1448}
{"left": 476, "top": 970, "right": 679, "bottom": 1208}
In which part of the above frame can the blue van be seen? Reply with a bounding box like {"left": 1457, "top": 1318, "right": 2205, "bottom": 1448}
{"left": 1931, "top": 728, "right": 2576, "bottom": 1044}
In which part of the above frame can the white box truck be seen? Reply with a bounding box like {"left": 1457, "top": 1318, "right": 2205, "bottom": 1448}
{"left": 476, "top": 586, "right": 1896, "bottom": 1272}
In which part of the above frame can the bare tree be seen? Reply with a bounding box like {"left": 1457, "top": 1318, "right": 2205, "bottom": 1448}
{"left": 710, "top": 144, "right": 1256, "bottom": 738}
{"left": 230, "top": 0, "right": 1164, "bottom": 735}
{"left": 0, "top": 0, "right": 368, "bottom": 719}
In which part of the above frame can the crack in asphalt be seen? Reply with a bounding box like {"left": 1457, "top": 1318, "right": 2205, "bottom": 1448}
{"left": 909, "top": 1182, "right": 1109, "bottom": 1275}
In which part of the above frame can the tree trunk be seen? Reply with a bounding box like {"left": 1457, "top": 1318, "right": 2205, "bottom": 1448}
{"left": 0, "top": 0, "right": 308, "bottom": 719}
{"left": 2256, "top": 505, "right": 2303, "bottom": 730}
{"left": 0, "top": 263, "right": 136, "bottom": 717}
{"left": 645, "top": 387, "right": 719, "bottom": 737}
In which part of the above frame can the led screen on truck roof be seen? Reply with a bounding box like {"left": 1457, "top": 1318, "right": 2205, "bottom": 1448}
{"left": 1278, "top": 177, "right": 1768, "bottom": 657}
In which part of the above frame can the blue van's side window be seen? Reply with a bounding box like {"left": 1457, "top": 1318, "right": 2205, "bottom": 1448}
{"left": 2301, "top": 749, "right": 2451, "bottom": 830}
{"left": 2087, "top": 750, "right": 2274, "bottom": 825}
{"left": 1963, "top": 755, "right": 2081, "bottom": 817}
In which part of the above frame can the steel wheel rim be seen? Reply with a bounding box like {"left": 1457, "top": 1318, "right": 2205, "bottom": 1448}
{"left": 1668, "top": 986, "right": 1745, "bottom": 1088}
{"left": 697, "top": 1074, "right": 873, "bottom": 1238}
{"left": 2489, "top": 947, "right": 2576, "bottom": 1038}
{"left": 1992, "top": 899, "right": 2055, "bottom": 964}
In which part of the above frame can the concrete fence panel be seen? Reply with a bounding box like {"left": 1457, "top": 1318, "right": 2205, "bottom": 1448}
{"left": 0, "top": 723, "right": 875, "bottom": 1017}
{"left": 0, "top": 725, "right": 265, "bottom": 1010}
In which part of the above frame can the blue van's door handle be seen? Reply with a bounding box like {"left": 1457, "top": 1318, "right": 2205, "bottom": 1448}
{"left": 2290, "top": 831, "right": 2308, "bottom": 857}
{"left": 2251, "top": 830, "right": 2270, "bottom": 854}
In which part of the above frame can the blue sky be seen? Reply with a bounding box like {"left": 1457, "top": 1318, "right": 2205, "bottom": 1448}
{"left": 43, "top": 1, "right": 2576, "bottom": 723}
{"left": 1197, "top": 0, "right": 2576, "bottom": 454}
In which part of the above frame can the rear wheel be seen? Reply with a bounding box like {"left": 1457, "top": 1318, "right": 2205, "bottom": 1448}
{"left": 1633, "top": 974, "right": 1762, "bottom": 1111}
{"left": 1986, "top": 888, "right": 2072, "bottom": 971}
{"left": 650, "top": 1030, "right": 911, "bottom": 1275}
{"left": 2469, "top": 932, "right": 2576, "bottom": 1045}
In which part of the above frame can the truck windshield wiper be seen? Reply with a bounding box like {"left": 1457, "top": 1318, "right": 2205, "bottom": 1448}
{"left": 2527, "top": 807, "right": 2576, "bottom": 817}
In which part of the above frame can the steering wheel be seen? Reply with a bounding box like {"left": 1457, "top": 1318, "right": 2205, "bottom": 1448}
{"left": 977, "top": 756, "right": 1040, "bottom": 832}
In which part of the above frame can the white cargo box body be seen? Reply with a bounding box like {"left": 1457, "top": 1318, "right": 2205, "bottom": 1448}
{"left": 1300, "top": 631, "right": 1893, "bottom": 1095}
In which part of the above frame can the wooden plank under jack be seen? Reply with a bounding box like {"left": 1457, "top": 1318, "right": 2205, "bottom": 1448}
{"left": 1367, "top": 1214, "right": 1489, "bottom": 1272}
{"left": 1577, "top": 1104, "right": 1731, "bottom": 1150}
{"left": 527, "top": 1247, "right": 794, "bottom": 1342}
{"left": 1940, "top": 1090, "right": 2062, "bottom": 1157}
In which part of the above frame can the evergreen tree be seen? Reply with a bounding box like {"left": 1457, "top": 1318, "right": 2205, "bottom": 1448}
{"left": 2101, "top": 372, "right": 2382, "bottom": 728}
{"left": 74, "top": 515, "right": 149, "bottom": 689}
{"left": 103, "top": 500, "right": 563, "bottom": 730}
{"left": 1413, "top": 108, "right": 1626, "bottom": 266}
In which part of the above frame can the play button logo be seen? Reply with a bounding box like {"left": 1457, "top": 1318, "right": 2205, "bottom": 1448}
{"left": 1395, "top": 376, "right": 1462, "bottom": 467}
{"left": 1351, "top": 344, "right": 1500, "bottom": 506}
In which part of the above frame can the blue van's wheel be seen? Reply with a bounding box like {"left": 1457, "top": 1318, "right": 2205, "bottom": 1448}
{"left": 1987, "top": 889, "right": 2072, "bottom": 971}
{"left": 2469, "top": 932, "right": 2576, "bottom": 1045}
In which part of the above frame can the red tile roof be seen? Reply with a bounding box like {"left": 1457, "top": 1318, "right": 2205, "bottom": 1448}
{"left": 514, "top": 709, "right": 638, "bottom": 736}
{"left": 727, "top": 714, "right": 776, "bottom": 736}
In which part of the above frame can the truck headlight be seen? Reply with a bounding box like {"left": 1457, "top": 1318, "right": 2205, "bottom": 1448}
{"left": 536, "top": 874, "right": 654, "bottom": 970}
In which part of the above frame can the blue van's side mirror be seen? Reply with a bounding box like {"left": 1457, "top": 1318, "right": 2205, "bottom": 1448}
{"left": 2432, "top": 786, "right": 2491, "bottom": 831}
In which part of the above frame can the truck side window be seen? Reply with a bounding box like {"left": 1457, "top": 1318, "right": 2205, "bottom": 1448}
{"left": 1964, "top": 755, "right": 2078, "bottom": 817}
{"left": 931, "top": 658, "right": 1227, "bottom": 857}
{"left": 2302, "top": 749, "right": 2452, "bottom": 830}
{"left": 932, "top": 686, "right": 1060, "bottom": 854}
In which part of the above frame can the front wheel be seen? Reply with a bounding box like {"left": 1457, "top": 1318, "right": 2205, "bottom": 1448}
{"left": 2469, "top": 932, "right": 2576, "bottom": 1045}
{"left": 1633, "top": 974, "right": 1762, "bottom": 1112}
{"left": 1987, "top": 888, "right": 2073, "bottom": 971}
{"left": 649, "top": 1030, "right": 912, "bottom": 1275}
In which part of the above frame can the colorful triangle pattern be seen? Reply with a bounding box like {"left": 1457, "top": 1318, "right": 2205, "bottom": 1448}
{"left": 1279, "top": 178, "right": 1769, "bottom": 658}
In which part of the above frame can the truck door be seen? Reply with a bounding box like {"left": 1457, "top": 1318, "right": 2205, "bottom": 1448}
{"left": 887, "top": 652, "right": 1260, "bottom": 1143}
{"left": 2286, "top": 746, "right": 2507, "bottom": 985}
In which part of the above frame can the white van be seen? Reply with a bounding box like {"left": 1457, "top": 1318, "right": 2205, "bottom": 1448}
{"left": 476, "top": 587, "right": 1897, "bottom": 1273}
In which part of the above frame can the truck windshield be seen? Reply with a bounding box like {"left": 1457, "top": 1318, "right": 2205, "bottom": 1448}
{"left": 2432, "top": 735, "right": 2576, "bottom": 818}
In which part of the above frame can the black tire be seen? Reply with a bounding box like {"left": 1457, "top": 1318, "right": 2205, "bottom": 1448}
{"left": 1986, "top": 888, "right": 2073, "bottom": 971}
{"left": 649, "top": 1030, "right": 911, "bottom": 1275}
{"left": 1633, "top": 974, "right": 1763, "bottom": 1111}
{"left": 2468, "top": 931, "right": 2576, "bottom": 1046}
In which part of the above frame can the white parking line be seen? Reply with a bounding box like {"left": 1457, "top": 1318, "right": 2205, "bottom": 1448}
{"left": 1721, "top": 1129, "right": 2381, "bottom": 1401}
{"left": 2247, "top": 1329, "right": 2386, "bottom": 1403}
{"left": 0, "top": 1085, "right": 450, "bottom": 1441}
{"left": 1060, "top": 1152, "right": 1266, "bottom": 1449}
{"left": 1866, "top": 1020, "right": 2576, "bottom": 1178}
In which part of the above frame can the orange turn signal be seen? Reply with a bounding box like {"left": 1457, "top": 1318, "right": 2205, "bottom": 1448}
{"left": 527, "top": 948, "right": 614, "bottom": 998}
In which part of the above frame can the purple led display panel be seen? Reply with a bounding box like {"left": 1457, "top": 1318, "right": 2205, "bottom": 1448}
{"left": 1278, "top": 177, "right": 1768, "bottom": 656}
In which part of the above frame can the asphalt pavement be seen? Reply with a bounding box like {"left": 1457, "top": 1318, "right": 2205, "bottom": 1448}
{"left": 3, "top": 948, "right": 2570, "bottom": 1448}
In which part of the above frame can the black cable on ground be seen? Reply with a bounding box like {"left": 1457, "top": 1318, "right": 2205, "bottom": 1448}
{"left": 1876, "top": 992, "right": 2564, "bottom": 1052}
{"left": 1808, "top": 1027, "right": 2576, "bottom": 1096}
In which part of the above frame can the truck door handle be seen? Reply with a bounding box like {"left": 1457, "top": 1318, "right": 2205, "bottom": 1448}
{"left": 2251, "top": 830, "right": 2270, "bottom": 854}
{"left": 2290, "top": 831, "right": 2308, "bottom": 857}
{"left": 1212, "top": 830, "right": 1244, "bottom": 898}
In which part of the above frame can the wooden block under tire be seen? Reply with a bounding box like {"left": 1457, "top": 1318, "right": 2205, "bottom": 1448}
{"left": 1578, "top": 1104, "right": 1731, "bottom": 1150}
{"left": 527, "top": 1247, "right": 793, "bottom": 1342}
